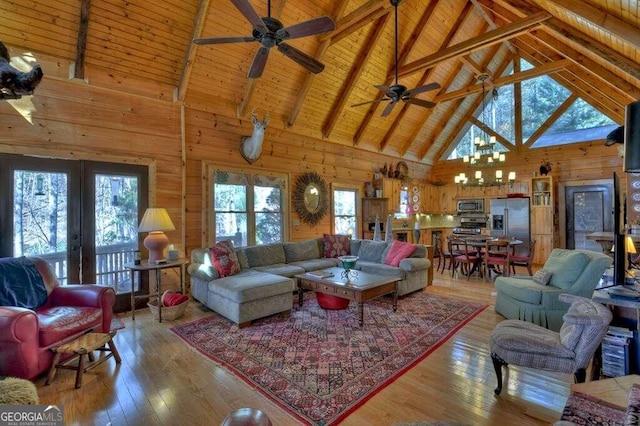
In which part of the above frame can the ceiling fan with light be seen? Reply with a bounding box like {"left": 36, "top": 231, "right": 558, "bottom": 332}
{"left": 193, "top": 0, "right": 335, "bottom": 79}
{"left": 352, "top": 0, "right": 440, "bottom": 117}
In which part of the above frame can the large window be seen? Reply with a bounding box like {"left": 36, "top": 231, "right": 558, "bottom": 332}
{"left": 332, "top": 186, "right": 359, "bottom": 237}
{"left": 212, "top": 168, "right": 287, "bottom": 246}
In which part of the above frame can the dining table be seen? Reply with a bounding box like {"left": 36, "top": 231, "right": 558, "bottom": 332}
{"left": 451, "top": 235, "right": 523, "bottom": 278}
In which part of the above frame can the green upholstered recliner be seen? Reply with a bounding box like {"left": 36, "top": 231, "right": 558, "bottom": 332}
{"left": 494, "top": 248, "right": 612, "bottom": 332}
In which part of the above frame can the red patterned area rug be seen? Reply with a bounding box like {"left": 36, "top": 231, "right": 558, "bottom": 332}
{"left": 171, "top": 292, "right": 486, "bottom": 425}
{"left": 560, "top": 391, "right": 625, "bottom": 425}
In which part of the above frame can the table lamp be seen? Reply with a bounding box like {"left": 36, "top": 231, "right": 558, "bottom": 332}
{"left": 138, "top": 208, "right": 175, "bottom": 262}
{"left": 626, "top": 236, "right": 637, "bottom": 269}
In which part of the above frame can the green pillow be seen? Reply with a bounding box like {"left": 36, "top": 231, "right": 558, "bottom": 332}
{"left": 544, "top": 251, "right": 590, "bottom": 290}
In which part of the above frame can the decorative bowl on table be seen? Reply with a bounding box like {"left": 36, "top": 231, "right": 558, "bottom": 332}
{"left": 338, "top": 255, "right": 359, "bottom": 279}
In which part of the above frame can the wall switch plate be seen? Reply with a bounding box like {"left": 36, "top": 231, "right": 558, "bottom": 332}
{"left": 293, "top": 219, "right": 300, "bottom": 226}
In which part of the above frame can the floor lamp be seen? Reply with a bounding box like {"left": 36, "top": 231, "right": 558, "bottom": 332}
{"left": 138, "top": 208, "right": 175, "bottom": 262}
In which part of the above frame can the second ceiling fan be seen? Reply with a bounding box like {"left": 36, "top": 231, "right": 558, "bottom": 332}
{"left": 193, "top": 0, "right": 334, "bottom": 79}
{"left": 352, "top": 0, "right": 440, "bottom": 117}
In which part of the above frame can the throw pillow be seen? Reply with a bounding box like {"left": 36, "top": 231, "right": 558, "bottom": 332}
{"left": 208, "top": 240, "right": 241, "bottom": 277}
{"left": 161, "top": 290, "right": 189, "bottom": 307}
{"left": 323, "top": 234, "right": 350, "bottom": 258}
{"left": 384, "top": 240, "right": 417, "bottom": 267}
{"left": 533, "top": 269, "right": 553, "bottom": 285}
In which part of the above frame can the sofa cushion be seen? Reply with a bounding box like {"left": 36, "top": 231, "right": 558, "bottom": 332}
{"left": 284, "top": 239, "right": 320, "bottom": 263}
{"left": 251, "top": 263, "right": 305, "bottom": 278}
{"left": 358, "top": 240, "right": 388, "bottom": 262}
{"left": 349, "top": 239, "right": 362, "bottom": 256}
{"left": 494, "top": 278, "right": 544, "bottom": 305}
{"left": 357, "top": 260, "right": 407, "bottom": 280}
{"left": 544, "top": 251, "right": 590, "bottom": 290}
{"left": 244, "top": 243, "right": 286, "bottom": 268}
{"left": 37, "top": 306, "right": 102, "bottom": 347}
{"left": 208, "top": 270, "right": 295, "bottom": 303}
{"left": 209, "top": 240, "right": 241, "bottom": 277}
{"left": 533, "top": 269, "right": 553, "bottom": 285}
{"left": 385, "top": 240, "right": 417, "bottom": 267}
{"left": 289, "top": 258, "right": 339, "bottom": 272}
{"left": 323, "top": 234, "right": 350, "bottom": 258}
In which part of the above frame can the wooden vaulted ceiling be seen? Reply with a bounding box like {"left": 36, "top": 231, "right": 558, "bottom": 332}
{"left": 1, "top": 0, "right": 639, "bottom": 167}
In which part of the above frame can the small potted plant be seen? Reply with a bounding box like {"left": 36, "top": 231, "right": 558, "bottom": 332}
{"left": 539, "top": 160, "right": 552, "bottom": 176}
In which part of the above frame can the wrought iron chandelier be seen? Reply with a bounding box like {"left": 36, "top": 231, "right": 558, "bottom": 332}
{"left": 454, "top": 75, "right": 516, "bottom": 187}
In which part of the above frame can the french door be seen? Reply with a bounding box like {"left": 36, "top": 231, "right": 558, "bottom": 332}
{"left": 565, "top": 184, "right": 613, "bottom": 250}
{"left": 0, "top": 154, "right": 148, "bottom": 311}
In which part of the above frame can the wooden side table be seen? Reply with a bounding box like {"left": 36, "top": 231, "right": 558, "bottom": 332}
{"left": 124, "top": 258, "right": 189, "bottom": 322}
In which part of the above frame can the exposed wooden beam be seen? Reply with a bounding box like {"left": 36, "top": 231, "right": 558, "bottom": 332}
{"left": 544, "top": 0, "right": 640, "bottom": 49}
{"left": 459, "top": 57, "right": 485, "bottom": 78}
{"left": 513, "top": 59, "right": 523, "bottom": 147}
{"left": 353, "top": 0, "right": 440, "bottom": 146}
{"left": 524, "top": 94, "right": 578, "bottom": 148}
{"left": 435, "top": 59, "right": 571, "bottom": 103}
{"left": 394, "top": 11, "right": 551, "bottom": 80}
{"left": 469, "top": 0, "right": 517, "bottom": 54}
{"left": 320, "top": 0, "right": 392, "bottom": 45}
{"left": 176, "top": 0, "right": 210, "bottom": 102}
{"left": 469, "top": 116, "right": 512, "bottom": 150}
{"left": 286, "top": 2, "right": 350, "bottom": 128}
{"left": 73, "top": 0, "right": 91, "bottom": 80}
{"left": 322, "top": 13, "right": 391, "bottom": 139}
{"left": 379, "top": 1, "right": 474, "bottom": 153}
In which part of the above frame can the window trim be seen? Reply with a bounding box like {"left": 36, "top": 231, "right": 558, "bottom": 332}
{"left": 206, "top": 164, "right": 289, "bottom": 246}
{"left": 330, "top": 183, "right": 360, "bottom": 238}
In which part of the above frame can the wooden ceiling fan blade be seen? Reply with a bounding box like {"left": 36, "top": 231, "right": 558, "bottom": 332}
{"left": 231, "top": 0, "right": 267, "bottom": 33}
{"left": 276, "top": 16, "right": 335, "bottom": 40}
{"left": 407, "top": 98, "right": 436, "bottom": 108}
{"left": 193, "top": 36, "right": 256, "bottom": 45}
{"left": 277, "top": 43, "right": 325, "bottom": 74}
{"left": 382, "top": 101, "right": 397, "bottom": 117}
{"left": 247, "top": 47, "right": 269, "bottom": 78}
{"left": 405, "top": 82, "right": 441, "bottom": 97}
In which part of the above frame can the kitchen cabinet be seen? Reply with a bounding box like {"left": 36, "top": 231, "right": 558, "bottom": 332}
{"left": 373, "top": 178, "right": 409, "bottom": 215}
{"left": 362, "top": 198, "right": 389, "bottom": 239}
{"left": 530, "top": 175, "right": 556, "bottom": 264}
{"left": 438, "top": 185, "right": 459, "bottom": 214}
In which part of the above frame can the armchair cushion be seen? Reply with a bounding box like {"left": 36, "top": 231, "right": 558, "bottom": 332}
{"left": 0, "top": 257, "right": 47, "bottom": 309}
{"left": 545, "top": 251, "right": 590, "bottom": 290}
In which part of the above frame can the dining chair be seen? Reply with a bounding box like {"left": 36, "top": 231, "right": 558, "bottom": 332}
{"left": 509, "top": 238, "right": 536, "bottom": 276}
{"left": 434, "top": 235, "right": 449, "bottom": 273}
{"left": 484, "top": 239, "right": 511, "bottom": 282}
{"left": 439, "top": 235, "right": 458, "bottom": 274}
{"left": 451, "top": 238, "right": 482, "bottom": 280}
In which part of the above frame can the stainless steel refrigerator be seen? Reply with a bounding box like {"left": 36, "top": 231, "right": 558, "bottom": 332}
{"left": 489, "top": 197, "right": 531, "bottom": 255}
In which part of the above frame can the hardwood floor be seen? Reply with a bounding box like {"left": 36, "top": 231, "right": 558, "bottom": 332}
{"left": 35, "top": 267, "right": 571, "bottom": 425}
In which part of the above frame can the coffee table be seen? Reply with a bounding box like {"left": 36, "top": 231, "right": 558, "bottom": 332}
{"left": 295, "top": 267, "right": 400, "bottom": 326}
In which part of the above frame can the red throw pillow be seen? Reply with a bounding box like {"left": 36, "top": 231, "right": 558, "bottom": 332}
{"left": 323, "top": 234, "right": 350, "bottom": 258}
{"left": 384, "top": 240, "right": 417, "bottom": 267}
{"left": 161, "top": 291, "right": 189, "bottom": 307}
{"left": 208, "top": 240, "right": 241, "bottom": 277}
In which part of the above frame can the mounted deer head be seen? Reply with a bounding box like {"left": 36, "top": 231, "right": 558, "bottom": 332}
{"left": 240, "top": 110, "right": 269, "bottom": 164}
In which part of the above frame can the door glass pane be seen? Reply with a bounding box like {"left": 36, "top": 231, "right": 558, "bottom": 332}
{"left": 95, "top": 174, "right": 139, "bottom": 293}
{"left": 13, "top": 170, "right": 68, "bottom": 282}
{"left": 573, "top": 191, "right": 605, "bottom": 251}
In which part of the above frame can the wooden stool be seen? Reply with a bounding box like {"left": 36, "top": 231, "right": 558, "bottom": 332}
{"left": 46, "top": 330, "right": 121, "bottom": 389}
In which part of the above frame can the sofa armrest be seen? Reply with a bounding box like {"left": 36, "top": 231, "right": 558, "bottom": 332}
{"left": 187, "top": 263, "right": 220, "bottom": 281}
{"left": 49, "top": 284, "right": 115, "bottom": 308}
{"left": 399, "top": 257, "right": 430, "bottom": 272}
{"left": 0, "top": 306, "right": 40, "bottom": 378}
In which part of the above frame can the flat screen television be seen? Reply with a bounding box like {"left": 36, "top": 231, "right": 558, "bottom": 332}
{"left": 613, "top": 171, "right": 627, "bottom": 286}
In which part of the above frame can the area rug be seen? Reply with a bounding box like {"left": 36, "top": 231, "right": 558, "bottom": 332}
{"left": 171, "top": 292, "right": 486, "bottom": 425}
{"left": 559, "top": 391, "right": 625, "bottom": 425}
{"left": 110, "top": 316, "right": 125, "bottom": 332}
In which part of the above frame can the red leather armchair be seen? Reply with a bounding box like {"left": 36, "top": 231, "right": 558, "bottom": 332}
{"left": 0, "top": 256, "right": 116, "bottom": 379}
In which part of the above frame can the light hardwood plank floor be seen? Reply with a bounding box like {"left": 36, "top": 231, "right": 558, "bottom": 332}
{"left": 35, "top": 267, "right": 572, "bottom": 425}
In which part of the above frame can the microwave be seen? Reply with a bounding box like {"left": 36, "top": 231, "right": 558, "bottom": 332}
{"left": 456, "top": 198, "right": 485, "bottom": 214}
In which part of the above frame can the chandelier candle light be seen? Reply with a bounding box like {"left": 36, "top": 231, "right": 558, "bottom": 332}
{"left": 138, "top": 208, "right": 176, "bottom": 263}
{"left": 454, "top": 75, "right": 516, "bottom": 187}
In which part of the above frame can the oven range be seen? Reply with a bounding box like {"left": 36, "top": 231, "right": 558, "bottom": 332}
{"left": 453, "top": 216, "right": 488, "bottom": 235}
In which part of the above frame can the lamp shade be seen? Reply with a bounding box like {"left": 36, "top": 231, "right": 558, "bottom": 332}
{"left": 624, "top": 100, "right": 640, "bottom": 172}
{"left": 626, "top": 236, "right": 637, "bottom": 255}
{"left": 138, "top": 208, "right": 175, "bottom": 262}
{"left": 138, "top": 208, "right": 175, "bottom": 232}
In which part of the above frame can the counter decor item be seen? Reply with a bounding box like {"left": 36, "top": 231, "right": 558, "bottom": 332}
{"left": 338, "top": 255, "right": 359, "bottom": 280}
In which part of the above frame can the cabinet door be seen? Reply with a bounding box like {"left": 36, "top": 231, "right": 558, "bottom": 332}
{"left": 533, "top": 234, "right": 554, "bottom": 264}
{"left": 531, "top": 206, "right": 552, "bottom": 235}
{"left": 439, "top": 185, "right": 458, "bottom": 214}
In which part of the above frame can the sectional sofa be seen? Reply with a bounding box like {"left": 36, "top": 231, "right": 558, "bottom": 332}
{"left": 187, "top": 238, "right": 433, "bottom": 327}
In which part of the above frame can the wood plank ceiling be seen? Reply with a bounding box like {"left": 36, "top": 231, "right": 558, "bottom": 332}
{"left": 1, "top": 0, "right": 638, "bottom": 167}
